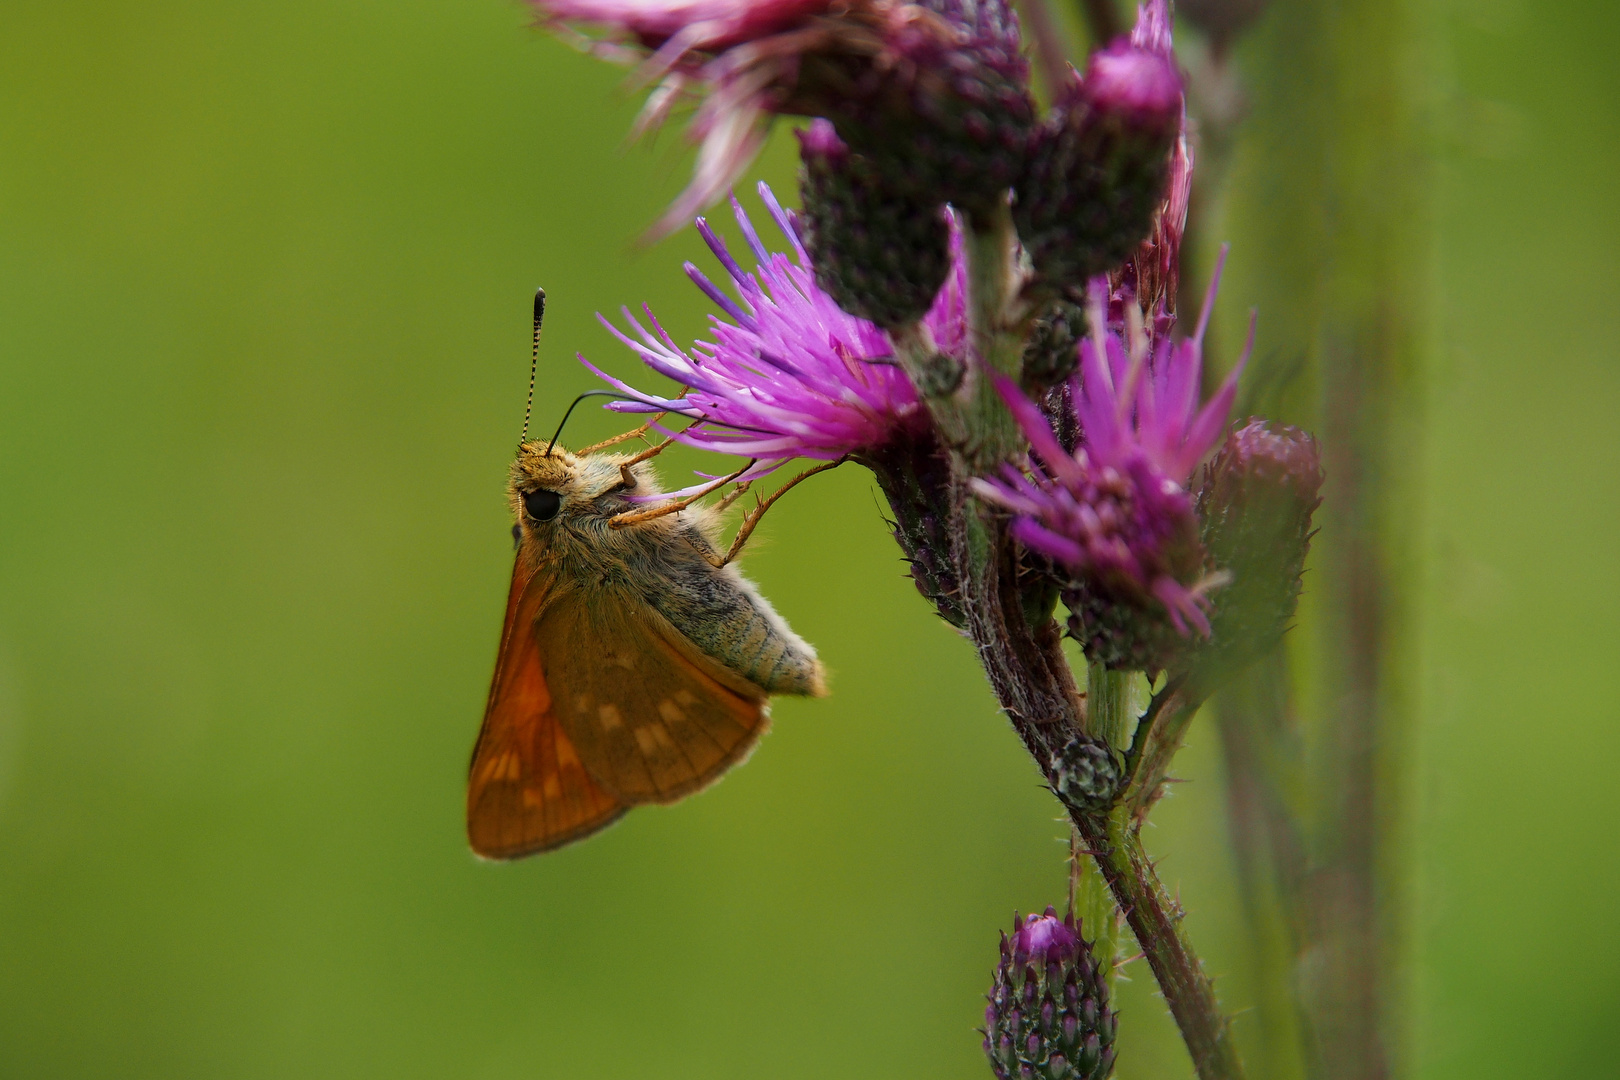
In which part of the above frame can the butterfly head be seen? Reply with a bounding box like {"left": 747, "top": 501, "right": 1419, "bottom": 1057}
{"left": 509, "top": 441, "right": 657, "bottom": 544}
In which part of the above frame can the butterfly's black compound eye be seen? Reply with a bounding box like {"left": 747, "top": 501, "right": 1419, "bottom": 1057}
{"left": 523, "top": 488, "right": 562, "bottom": 523}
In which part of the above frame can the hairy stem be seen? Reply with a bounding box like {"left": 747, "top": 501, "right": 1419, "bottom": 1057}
{"left": 1086, "top": 664, "right": 1135, "bottom": 748}
{"left": 1122, "top": 679, "right": 1210, "bottom": 820}
{"left": 960, "top": 203, "right": 1032, "bottom": 475}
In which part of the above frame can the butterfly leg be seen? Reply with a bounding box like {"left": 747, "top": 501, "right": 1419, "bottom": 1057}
{"left": 607, "top": 458, "right": 758, "bottom": 529}
{"left": 705, "top": 457, "right": 849, "bottom": 568}
{"left": 712, "top": 480, "right": 754, "bottom": 515}
{"left": 576, "top": 412, "right": 668, "bottom": 455}
{"left": 576, "top": 397, "right": 695, "bottom": 466}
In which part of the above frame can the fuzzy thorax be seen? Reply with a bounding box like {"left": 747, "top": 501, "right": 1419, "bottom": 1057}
{"left": 508, "top": 443, "right": 825, "bottom": 698}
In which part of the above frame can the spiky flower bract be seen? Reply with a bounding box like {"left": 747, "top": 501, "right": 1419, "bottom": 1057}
{"left": 582, "top": 183, "right": 966, "bottom": 477}
{"left": 971, "top": 271, "right": 1247, "bottom": 672}
{"left": 825, "top": 0, "right": 1035, "bottom": 216}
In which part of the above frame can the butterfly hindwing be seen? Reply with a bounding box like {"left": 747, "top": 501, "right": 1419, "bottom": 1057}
{"left": 534, "top": 582, "right": 769, "bottom": 805}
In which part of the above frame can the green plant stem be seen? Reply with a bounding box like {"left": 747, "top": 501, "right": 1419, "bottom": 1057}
{"left": 1078, "top": 675, "right": 1244, "bottom": 1079}
{"left": 930, "top": 213, "right": 1245, "bottom": 1077}
{"left": 1070, "top": 828, "right": 1122, "bottom": 995}
{"left": 1072, "top": 663, "right": 1134, "bottom": 995}
{"left": 960, "top": 204, "right": 1030, "bottom": 475}
{"left": 1085, "top": 664, "right": 1134, "bottom": 748}
{"left": 891, "top": 204, "right": 1026, "bottom": 475}
{"left": 1073, "top": 809, "right": 1246, "bottom": 1080}
{"left": 945, "top": 209, "right": 1082, "bottom": 761}
{"left": 1075, "top": 668, "right": 1246, "bottom": 1080}
{"left": 1122, "top": 678, "right": 1210, "bottom": 820}
{"left": 1075, "top": 0, "right": 1123, "bottom": 46}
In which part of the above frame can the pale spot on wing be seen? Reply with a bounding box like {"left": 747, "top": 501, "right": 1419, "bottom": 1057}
{"left": 531, "top": 584, "right": 767, "bottom": 807}
{"left": 479, "top": 751, "right": 521, "bottom": 783}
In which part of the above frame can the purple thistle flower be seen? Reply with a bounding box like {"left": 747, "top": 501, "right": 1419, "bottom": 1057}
{"left": 581, "top": 182, "right": 966, "bottom": 480}
{"left": 971, "top": 262, "right": 1249, "bottom": 655}
{"left": 1128, "top": 0, "right": 1174, "bottom": 56}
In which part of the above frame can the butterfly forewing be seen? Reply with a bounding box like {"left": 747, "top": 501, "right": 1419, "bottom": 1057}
{"left": 467, "top": 557, "right": 626, "bottom": 859}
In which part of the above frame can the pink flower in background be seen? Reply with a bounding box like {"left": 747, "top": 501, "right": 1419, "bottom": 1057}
{"left": 527, "top": 0, "right": 1030, "bottom": 237}
{"left": 532, "top": 0, "right": 834, "bottom": 52}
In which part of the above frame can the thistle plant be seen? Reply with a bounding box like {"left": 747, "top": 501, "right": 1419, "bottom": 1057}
{"left": 526, "top": 1, "right": 1324, "bottom": 1075}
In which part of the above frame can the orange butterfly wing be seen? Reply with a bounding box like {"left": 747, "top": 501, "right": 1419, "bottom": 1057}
{"left": 533, "top": 584, "right": 769, "bottom": 805}
{"left": 466, "top": 557, "right": 626, "bottom": 859}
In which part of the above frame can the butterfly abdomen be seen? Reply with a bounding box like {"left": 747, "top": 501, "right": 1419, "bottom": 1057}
{"left": 643, "top": 531, "right": 826, "bottom": 698}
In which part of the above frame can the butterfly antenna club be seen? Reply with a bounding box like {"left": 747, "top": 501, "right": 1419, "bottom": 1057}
{"left": 521, "top": 287, "right": 545, "bottom": 446}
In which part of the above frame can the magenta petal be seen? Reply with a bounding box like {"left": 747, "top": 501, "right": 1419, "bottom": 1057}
{"left": 583, "top": 185, "right": 945, "bottom": 471}
{"left": 1012, "top": 518, "right": 1086, "bottom": 565}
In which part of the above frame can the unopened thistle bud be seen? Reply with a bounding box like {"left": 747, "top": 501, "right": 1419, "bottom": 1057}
{"left": 1188, "top": 419, "right": 1323, "bottom": 688}
{"left": 1014, "top": 41, "right": 1182, "bottom": 293}
{"left": 830, "top": 0, "right": 1038, "bottom": 216}
{"left": 797, "top": 120, "right": 952, "bottom": 329}
{"left": 1050, "top": 736, "right": 1119, "bottom": 813}
{"left": 984, "top": 909, "right": 1117, "bottom": 1080}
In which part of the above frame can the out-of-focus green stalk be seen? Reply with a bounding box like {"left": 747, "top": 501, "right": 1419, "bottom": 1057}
{"left": 1213, "top": 652, "right": 1313, "bottom": 1080}
{"left": 1217, "top": 0, "right": 1434, "bottom": 1076}
{"left": 1075, "top": 0, "right": 1124, "bottom": 46}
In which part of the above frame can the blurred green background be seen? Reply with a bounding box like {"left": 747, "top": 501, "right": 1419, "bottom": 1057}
{"left": 0, "top": 1, "right": 1613, "bottom": 1077}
